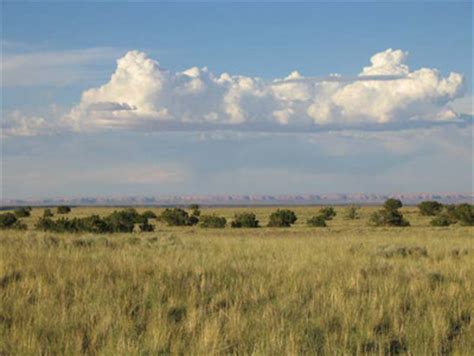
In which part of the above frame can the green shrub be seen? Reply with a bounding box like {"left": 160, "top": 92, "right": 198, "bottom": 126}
{"left": 430, "top": 214, "right": 452, "bottom": 227}
{"left": 57, "top": 206, "right": 71, "bottom": 214}
{"left": 418, "top": 201, "right": 443, "bottom": 216}
{"left": 189, "top": 204, "right": 201, "bottom": 217}
{"left": 319, "top": 207, "right": 336, "bottom": 220}
{"left": 199, "top": 215, "right": 227, "bottom": 228}
{"left": 141, "top": 210, "right": 157, "bottom": 219}
{"left": 383, "top": 198, "right": 403, "bottom": 211}
{"left": 159, "top": 208, "right": 198, "bottom": 226}
{"left": 14, "top": 207, "right": 31, "bottom": 218}
{"left": 453, "top": 203, "right": 474, "bottom": 226}
{"left": 344, "top": 205, "right": 360, "bottom": 220}
{"left": 231, "top": 212, "right": 259, "bottom": 228}
{"left": 139, "top": 222, "right": 155, "bottom": 232}
{"left": 307, "top": 215, "right": 327, "bottom": 227}
{"left": 268, "top": 209, "right": 297, "bottom": 227}
{"left": 0, "top": 213, "right": 19, "bottom": 229}
{"left": 43, "top": 209, "right": 54, "bottom": 218}
{"left": 369, "top": 199, "right": 409, "bottom": 227}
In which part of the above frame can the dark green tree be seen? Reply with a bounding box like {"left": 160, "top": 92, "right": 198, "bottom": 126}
{"left": 418, "top": 201, "right": 443, "bottom": 216}
{"left": 231, "top": 212, "right": 259, "bottom": 228}
{"left": 268, "top": 209, "right": 297, "bottom": 227}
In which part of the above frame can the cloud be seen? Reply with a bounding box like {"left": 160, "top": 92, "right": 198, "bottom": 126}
{"left": 3, "top": 48, "right": 467, "bottom": 137}
{"left": 2, "top": 47, "right": 122, "bottom": 86}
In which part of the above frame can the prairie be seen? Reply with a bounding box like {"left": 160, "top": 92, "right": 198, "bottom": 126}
{"left": 0, "top": 206, "right": 473, "bottom": 354}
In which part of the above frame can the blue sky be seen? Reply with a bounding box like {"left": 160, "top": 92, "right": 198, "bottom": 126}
{"left": 1, "top": 2, "right": 473, "bottom": 199}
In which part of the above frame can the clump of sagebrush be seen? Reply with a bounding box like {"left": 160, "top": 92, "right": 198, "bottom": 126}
{"left": 57, "top": 206, "right": 71, "bottom": 214}
{"left": 43, "top": 208, "right": 54, "bottom": 218}
{"left": 418, "top": 201, "right": 443, "bottom": 216}
{"left": 231, "top": 212, "right": 259, "bottom": 228}
{"left": 430, "top": 203, "right": 474, "bottom": 227}
{"left": 14, "top": 206, "right": 31, "bottom": 218}
{"left": 141, "top": 210, "right": 157, "bottom": 219}
{"left": 369, "top": 199, "right": 410, "bottom": 227}
{"left": 344, "top": 205, "right": 360, "bottom": 220}
{"left": 307, "top": 215, "right": 327, "bottom": 227}
{"left": 35, "top": 208, "right": 150, "bottom": 233}
{"left": 159, "top": 207, "right": 199, "bottom": 226}
{"left": 319, "top": 207, "right": 337, "bottom": 220}
{"left": 268, "top": 209, "right": 297, "bottom": 227}
{"left": 199, "top": 214, "right": 227, "bottom": 228}
{"left": 0, "top": 212, "right": 27, "bottom": 230}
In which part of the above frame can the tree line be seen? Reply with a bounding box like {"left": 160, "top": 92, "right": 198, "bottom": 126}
{"left": 0, "top": 200, "right": 472, "bottom": 232}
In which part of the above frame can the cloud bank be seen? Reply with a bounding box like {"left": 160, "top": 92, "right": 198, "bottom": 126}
{"left": 2, "top": 48, "right": 468, "bottom": 137}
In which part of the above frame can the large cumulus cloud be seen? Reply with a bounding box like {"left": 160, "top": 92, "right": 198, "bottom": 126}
{"left": 64, "top": 48, "right": 464, "bottom": 132}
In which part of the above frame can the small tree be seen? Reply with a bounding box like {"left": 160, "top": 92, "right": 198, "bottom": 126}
{"left": 307, "top": 215, "right": 327, "bottom": 227}
{"left": 231, "top": 212, "right": 259, "bottom": 228}
{"left": 418, "top": 201, "right": 443, "bottom": 216}
{"left": 319, "top": 207, "right": 336, "bottom": 220}
{"left": 14, "top": 207, "right": 31, "bottom": 218}
{"left": 369, "top": 199, "right": 409, "bottom": 227}
{"left": 159, "top": 208, "right": 197, "bottom": 226}
{"left": 454, "top": 203, "right": 474, "bottom": 226}
{"left": 57, "top": 206, "right": 71, "bottom": 214}
{"left": 268, "top": 209, "right": 297, "bottom": 227}
{"left": 199, "top": 215, "right": 226, "bottom": 228}
{"left": 344, "top": 205, "right": 360, "bottom": 220}
{"left": 141, "top": 210, "right": 157, "bottom": 219}
{"left": 430, "top": 214, "right": 452, "bottom": 227}
{"left": 0, "top": 212, "right": 18, "bottom": 229}
{"left": 189, "top": 204, "right": 201, "bottom": 217}
{"left": 43, "top": 209, "right": 54, "bottom": 218}
{"left": 383, "top": 198, "right": 403, "bottom": 211}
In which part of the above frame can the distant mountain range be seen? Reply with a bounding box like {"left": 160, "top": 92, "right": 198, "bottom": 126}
{"left": 2, "top": 193, "right": 472, "bottom": 207}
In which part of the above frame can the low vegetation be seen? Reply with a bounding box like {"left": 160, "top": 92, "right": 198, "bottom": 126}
{"left": 199, "top": 214, "right": 227, "bottom": 228}
{"left": 369, "top": 199, "right": 410, "bottom": 227}
{"left": 267, "top": 209, "right": 298, "bottom": 227}
{"left": 231, "top": 212, "right": 260, "bottom": 228}
{"left": 0, "top": 206, "right": 472, "bottom": 354}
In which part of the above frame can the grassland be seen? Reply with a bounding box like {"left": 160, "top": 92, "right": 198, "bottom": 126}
{"left": 1, "top": 206, "right": 473, "bottom": 355}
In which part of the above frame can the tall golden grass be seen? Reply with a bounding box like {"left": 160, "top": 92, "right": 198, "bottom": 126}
{"left": 0, "top": 206, "right": 473, "bottom": 354}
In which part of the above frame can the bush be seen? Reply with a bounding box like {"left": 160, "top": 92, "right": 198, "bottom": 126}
{"left": 430, "top": 214, "right": 452, "bottom": 227}
{"left": 57, "top": 206, "right": 71, "bottom": 214}
{"left": 369, "top": 199, "right": 409, "bottom": 227}
{"left": 14, "top": 207, "right": 31, "bottom": 218}
{"left": 0, "top": 213, "right": 19, "bottom": 229}
{"left": 307, "top": 215, "right": 327, "bottom": 227}
{"left": 383, "top": 198, "right": 403, "bottom": 211}
{"left": 199, "top": 215, "right": 227, "bottom": 228}
{"left": 43, "top": 209, "right": 54, "bottom": 218}
{"left": 231, "top": 212, "right": 259, "bottom": 228}
{"left": 418, "top": 201, "right": 443, "bottom": 216}
{"left": 141, "top": 210, "right": 157, "bottom": 219}
{"left": 453, "top": 203, "right": 474, "bottom": 226}
{"left": 159, "top": 208, "right": 198, "bottom": 226}
{"left": 189, "top": 204, "right": 201, "bottom": 217}
{"left": 268, "top": 209, "right": 297, "bottom": 227}
{"left": 139, "top": 222, "right": 155, "bottom": 232}
{"left": 105, "top": 209, "right": 144, "bottom": 232}
{"left": 319, "top": 207, "right": 336, "bottom": 220}
{"left": 344, "top": 205, "right": 360, "bottom": 220}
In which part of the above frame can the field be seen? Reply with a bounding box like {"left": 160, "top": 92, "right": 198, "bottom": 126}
{"left": 1, "top": 205, "right": 473, "bottom": 355}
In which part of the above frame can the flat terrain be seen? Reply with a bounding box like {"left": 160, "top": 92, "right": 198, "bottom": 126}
{"left": 1, "top": 206, "right": 473, "bottom": 354}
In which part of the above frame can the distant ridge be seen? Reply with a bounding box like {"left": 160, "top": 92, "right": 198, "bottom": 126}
{"left": 2, "top": 193, "right": 472, "bottom": 207}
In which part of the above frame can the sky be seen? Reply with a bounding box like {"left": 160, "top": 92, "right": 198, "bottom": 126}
{"left": 1, "top": 2, "right": 473, "bottom": 199}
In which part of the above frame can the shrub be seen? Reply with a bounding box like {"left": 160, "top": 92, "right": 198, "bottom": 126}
{"left": 159, "top": 208, "right": 197, "bottom": 226}
{"left": 268, "top": 209, "right": 297, "bottom": 227}
{"left": 0, "top": 213, "right": 19, "bottom": 229}
{"left": 231, "top": 212, "right": 259, "bottom": 228}
{"left": 139, "top": 222, "right": 155, "bottom": 232}
{"left": 189, "top": 204, "right": 201, "bottom": 217}
{"left": 141, "top": 210, "right": 157, "bottom": 219}
{"left": 383, "top": 198, "right": 403, "bottom": 211}
{"left": 319, "top": 207, "right": 336, "bottom": 220}
{"left": 57, "top": 206, "right": 71, "bottom": 214}
{"left": 430, "top": 214, "right": 452, "bottom": 227}
{"left": 199, "top": 215, "right": 227, "bottom": 228}
{"left": 418, "top": 201, "right": 443, "bottom": 216}
{"left": 105, "top": 209, "right": 144, "bottom": 232}
{"left": 369, "top": 199, "right": 409, "bottom": 227}
{"left": 454, "top": 203, "right": 474, "bottom": 226}
{"left": 43, "top": 209, "right": 54, "bottom": 218}
{"left": 14, "top": 207, "right": 31, "bottom": 218}
{"left": 307, "top": 215, "right": 327, "bottom": 227}
{"left": 344, "top": 205, "right": 360, "bottom": 220}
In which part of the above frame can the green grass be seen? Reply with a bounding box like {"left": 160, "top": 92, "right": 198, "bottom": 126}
{"left": 1, "top": 206, "right": 473, "bottom": 354}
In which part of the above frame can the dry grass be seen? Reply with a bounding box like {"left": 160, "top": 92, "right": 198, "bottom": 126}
{"left": 1, "top": 206, "right": 473, "bottom": 355}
